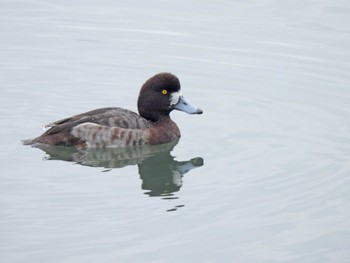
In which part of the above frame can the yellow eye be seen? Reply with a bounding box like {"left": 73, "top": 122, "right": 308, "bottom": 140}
{"left": 162, "top": 89, "right": 168, "bottom": 95}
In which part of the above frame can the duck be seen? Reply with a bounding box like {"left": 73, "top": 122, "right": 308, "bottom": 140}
{"left": 24, "top": 72, "right": 203, "bottom": 148}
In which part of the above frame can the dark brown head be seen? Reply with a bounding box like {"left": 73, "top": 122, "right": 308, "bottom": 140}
{"left": 137, "top": 73, "right": 202, "bottom": 122}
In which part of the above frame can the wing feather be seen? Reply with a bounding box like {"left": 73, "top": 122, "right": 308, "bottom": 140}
{"left": 43, "top": 107, "right": 150, "bottom": 136}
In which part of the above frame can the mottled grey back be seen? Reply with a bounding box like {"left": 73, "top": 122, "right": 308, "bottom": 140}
{"left": 44, "top": 107, "right": 151, "bottom": 136}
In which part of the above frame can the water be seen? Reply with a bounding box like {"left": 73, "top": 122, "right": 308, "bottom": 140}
{"left": 1, "top": 0, "right": 350, "bottom": 262}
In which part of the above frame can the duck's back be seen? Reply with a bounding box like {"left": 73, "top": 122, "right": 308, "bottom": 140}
{"left": 27, "top": 107, "right": 152, "bottom": 147}
{"left": 45, "top": 107, "right": 151, "bottom": 131}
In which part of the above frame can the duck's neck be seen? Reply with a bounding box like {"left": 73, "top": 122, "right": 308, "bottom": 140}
{"left": 148, "top": 117, "right": 181, "bottom": 144}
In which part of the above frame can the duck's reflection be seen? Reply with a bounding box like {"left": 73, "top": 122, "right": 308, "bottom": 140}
{"left": 35, "top": 140, "right": 203, "bottom": 198}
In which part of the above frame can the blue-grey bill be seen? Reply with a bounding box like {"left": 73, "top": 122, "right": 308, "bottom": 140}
{"left": 174, "top": 96, "right": 203, "bottom": 114}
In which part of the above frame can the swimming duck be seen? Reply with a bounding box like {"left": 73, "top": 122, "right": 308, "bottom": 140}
{"left": 25, "top": 72, "right": 202, "bottom": 148}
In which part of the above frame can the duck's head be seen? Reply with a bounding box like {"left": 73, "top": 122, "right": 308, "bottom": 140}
{"left": 137, "top": 72, "right": 203, "bottom": 122}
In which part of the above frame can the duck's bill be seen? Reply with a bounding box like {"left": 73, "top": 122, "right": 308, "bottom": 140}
{"left": 174, "top": 96, "right": 203, "bottom": 114}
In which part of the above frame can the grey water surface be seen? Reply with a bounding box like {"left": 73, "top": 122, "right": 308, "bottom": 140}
{"left": 1, "top": 0, "right": 350, "bottom": 262}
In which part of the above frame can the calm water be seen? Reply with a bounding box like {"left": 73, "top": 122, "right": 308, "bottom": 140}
{"left": 1, "top": 0, "right": 350, "bottom": 262}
